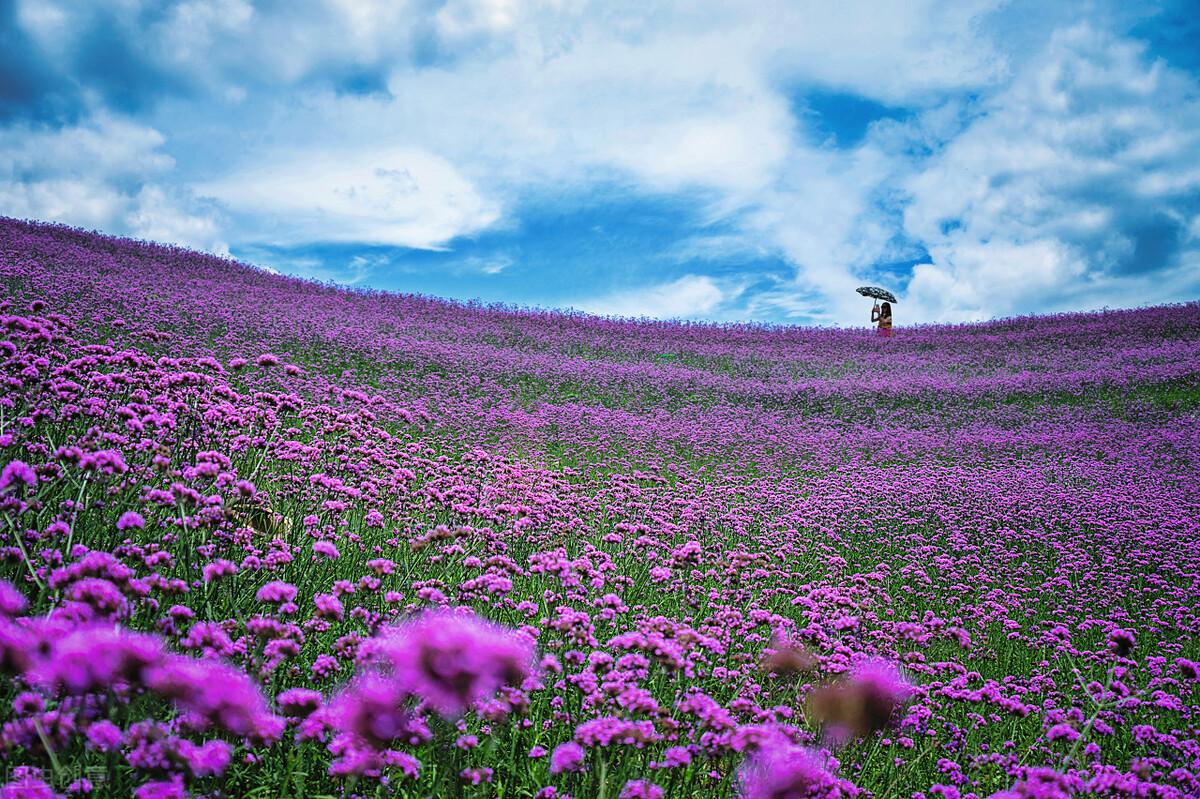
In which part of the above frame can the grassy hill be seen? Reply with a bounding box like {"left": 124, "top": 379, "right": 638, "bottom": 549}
{"left": 1, "top": 216, "right": 1198, "bottom": 798}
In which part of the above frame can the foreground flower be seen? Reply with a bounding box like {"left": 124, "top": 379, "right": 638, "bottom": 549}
{"left": 379, "top": 610, "right": 536, "bottom": 716}
{"left": 1107, "top": 628, "right": 1136, "bottom": 657}
{"left": 549, "top": 742, "right": 586, "bottom": 775}
{"left": 737, "top": 733, "right": 849, "bottom": 799}
{"left": 0, "top": 767, "right": 60, "bottom": 799}
{"left": 144, "top": 656, "right": 284, "bottom": 742}
{"left": 807, "top": 659, "right": 913, "bottom": 741}
{"left": 760, "top": 635, "right": 818, "bottom": 677}
{"left": 0, "top": 580, "right": 27, "bottom": 617}
{"left": 987, "top": 768, "right": 1078, "bottom": 799}
{"left": 327, "top": 673, "right": 431, "bottom": 750}
{"left": 0, "top": 460, "right": 37, "bottom": 493}
{"left": 31, "top": 625, "right": 163, "bottom": 694}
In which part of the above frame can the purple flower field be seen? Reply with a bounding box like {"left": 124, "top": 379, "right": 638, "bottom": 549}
{"left": 1, "top": 216, "right": 1198, "bottom": 798}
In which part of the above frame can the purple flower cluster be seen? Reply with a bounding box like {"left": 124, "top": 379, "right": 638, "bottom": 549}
{"left": 378, "top": 610, "right": 536, "bottom": 716}
{"left": 738, "top": 733, "right": 850, "bottom": 799}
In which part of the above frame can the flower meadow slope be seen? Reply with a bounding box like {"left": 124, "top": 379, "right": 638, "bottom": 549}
{"left": 0, "top": 217, "right": 1198, "bottom": 799}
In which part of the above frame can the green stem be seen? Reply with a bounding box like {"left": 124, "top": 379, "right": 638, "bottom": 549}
{"left": 597, "top": 754, "right": 609, "bottom": 799}
{"left": 3, "top": 512, "right": 45, "bottom": 590}
{"left": 33, "top": 718, "right": 65, "bottom": 785}
{"left": 66, "top": 475, "right": 90, "bottom": 554}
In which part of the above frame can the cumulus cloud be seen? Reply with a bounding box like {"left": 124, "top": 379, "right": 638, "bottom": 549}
{"left": 0, "top": 113, "right": 227, "bottom": 253}
{"left": 196, "top": 146, "right": 500, "bottom": 249}
{"left": 902, "top": 24, "right": 1200, "bottom": 321}
{"left": 572, "top": 274, "right": 740, "bottom": 319}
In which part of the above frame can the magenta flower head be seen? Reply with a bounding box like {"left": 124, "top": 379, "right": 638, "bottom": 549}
{"left": 328, "top": 673, "right": 430, "bottom": 750}
{"left": 380, "top": 609, "right": 535, "bottom": 716}
{"left": 0, "top": 460, "right": 37, "bottom": 494}
{"left": 1107, "top": 628, "right": 1135, "bottom": 657}
{"left": 1045, "top": 723, "right": 1080, "bottom": 743}
{"left": 737, "top": 734, "right": 847, "bottom": 799}
{"left": 0, "top": 619, "right": 35, "bottom": 675}
{"left": 276, "top": 687, "right": 324, "bottom": 718}
{"left": 312, "top": 540, "right": 340, "bottom": 560}
{"left": 180, "top": 739, "right": 233, "bottom": 777}
{"left": 256, "top": 581, "right": 298, "bottom": 604}
{"left": 620, "top": 780, "right": 665, "bottom": 799}
{"left": 116, "top": 511, "right": 145, "bottom": 531}
{"left": 84, "top": 720, "right": 124, "bottom": 753}
{"left": 987, "top": 768, "right": 1077, "bottom": 799}
{"left": 549, "top": 741, "right": 586, "bottom": 775}
{"left": 0, "top": 768, "right": 61, "bottom": 799}
{"left": 144, "top": 656, "right": 283, "bottom": 743}
{"left": 0, "top": 580, "right": 28, "bottom": 617}
{"left": 64, "top": 577, "right": 129, "bottom": 620}
{"left": 33, "top": 625, "right": 163, "bottom": 694}
{"left": 808, "top": 659, "right": 914, "bottom": 741}
{"left": 202, "top": 559, "right": 237, "bottom": 582}
{"left": 313, "top": 593, "right": 344, "bottom": 621}
{"left": 133, "top": 777, "right": 187, "bottom": 799}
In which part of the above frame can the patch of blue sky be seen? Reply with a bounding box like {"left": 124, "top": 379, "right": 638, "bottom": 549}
{"left": 0, "top": 2, "right": 80, "bottom": 122}
{"left": 233, "top": 188, "right": 793, "bottom": 315}
{"left": 1128, "top": 0, "right": 1200, "bottom": 75}
{"left": 871, "top": 252, "right": 931, "bottom": 284}
{"left": 790, "top": 88, "right": 910, "bottom": 148}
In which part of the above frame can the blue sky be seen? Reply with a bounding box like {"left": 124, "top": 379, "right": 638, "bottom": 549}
{"left": 1, "top": 0, "right": 1198, "bottom": 325}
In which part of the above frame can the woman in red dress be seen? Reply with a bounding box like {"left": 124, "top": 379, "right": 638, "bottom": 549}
{"left": 872, "top": 301, "right": 893, "bottom": 338}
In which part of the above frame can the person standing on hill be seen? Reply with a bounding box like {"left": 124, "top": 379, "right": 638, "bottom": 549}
{"left": 872, "top": 301, "right": 893, "bottom": 337}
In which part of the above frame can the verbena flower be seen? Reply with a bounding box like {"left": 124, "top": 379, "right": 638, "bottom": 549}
{"left": 327, "top": 673, "right": 430, "bottom": 750}
{"left": 0, "top": 767, "right": 60, "bottom": 799}
{"left": 0, "top": 580, "right": 28, "bottom": 617}
{"left": 987, "top": 768, "right": 1079, "bottom": 799}
{"left": 737, "top": 734, "right": 847, "bottom": 799}
{"left": 379, "top": 610, "right": 535, "bottom": 716}
{"left": 808, "top": 659, "right": 914, "bottom": 741}
{"left": 32, "top": 625, "right": 163, "bottom": 694}
{"left": 143, "top": 656, "right": 283, "bottom": 743}
{"left": 277, "top": 688, "right": 324, "bottom": 718}
{"left": 0, "top": 460, "right": 37, "bottom": 493}
{"left": 549, "top": 741, "right": 585, "bottom": 774}
{"left": 116, "top": 511, "right": 146, "bottom": 530}
{"left": 620, "top": 781, "right": 665, "bottom": 799}
{"left": 256, "top": 581, "right": 298, "bottom": 604}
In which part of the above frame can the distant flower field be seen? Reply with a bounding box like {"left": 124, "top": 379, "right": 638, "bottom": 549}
{"left": 0, "top": 217, "right": 1198, "bottom": 799}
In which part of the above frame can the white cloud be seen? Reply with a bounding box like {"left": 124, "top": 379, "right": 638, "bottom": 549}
{"left": 740, "top": 143, "right": 903, "bottom": 325}
{"left": 126, "top": 185, "right": 227, "bottom": 253}
{"left": 9, "top": 1, "right": 1010, "bottom": 300}
{"left": 195, "top": 147, "right": 501, "bottom": 249}
{"left": 15, "top": 0, "right": 1006, "bottom": 101}
{"left": 152, "top": 0, "right": 255, "bottom": 69}
{"left": 764, "top": 0, "right": 1008, "bottom": 104}
{"left": 572, "top": 274, "right": 739, "bottom": 318}
{"left": 902, "top": 24, "right": 1200, "bottom": 322}
{"left": 0, "top": 114, "right": 228, "bottom": 254}
{"left": 131, "top": 1, "right": 1006, "bottom": 223}
{"left": 456, "top": 254, "right": 513, "bottom": 275}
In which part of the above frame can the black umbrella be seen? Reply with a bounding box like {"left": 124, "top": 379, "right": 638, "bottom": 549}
{"left": 856, "top": 286, "right": 897, "bottom": 303}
